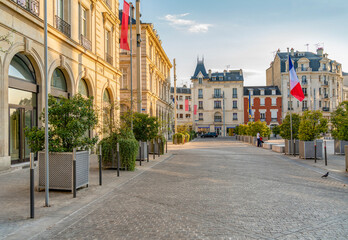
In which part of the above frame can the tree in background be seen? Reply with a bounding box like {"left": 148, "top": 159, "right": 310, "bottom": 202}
{"left": 330, "top": 101, "right": 348, "bottom": 141}
{"left": 279, "top": 113, "right": 301, "bottom": 140}
{"left": 298, "top": 110, "right": 328, "bottom": 141}
{"left": 272, "top": 125, "right": 281, "bottom": 137}
{"left": 247, "top": 121, "right": 271, "bottom": 137}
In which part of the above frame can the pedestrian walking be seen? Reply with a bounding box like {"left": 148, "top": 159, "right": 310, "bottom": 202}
{"left": 257, "top": 132, "right": 261, "bottom": 147}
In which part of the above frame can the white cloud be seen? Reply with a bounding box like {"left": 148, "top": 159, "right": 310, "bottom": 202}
{"left": 163, "top": 13, "right": 212, "bottom": 33}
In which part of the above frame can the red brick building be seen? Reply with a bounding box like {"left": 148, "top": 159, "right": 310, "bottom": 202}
{"left": 243, "top": 86, "right": 282, "bottom": 126}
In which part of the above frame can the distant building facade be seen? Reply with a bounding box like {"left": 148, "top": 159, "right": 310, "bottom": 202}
{"left": 243, "top": 86, "right": 282, "bottom": 126}
{"left": 170, "top": 86, "right": 192, "bottom": 127}
{"left": 119, "top": 19, "right": 173, "bottom": 137}
{"left": 266, "top": 48, "right": 344, "bottom": 119}
{"left": 191, "top": 59, "right": 244, "bottom": 135}
{"left": 343, "top": 72, "right": 348, "bottom": 101}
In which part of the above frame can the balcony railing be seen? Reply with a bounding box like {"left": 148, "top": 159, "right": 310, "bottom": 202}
{"left": 233, "top": 106, "right": 238, "bottom": 109}
{"left": 213, "top": 94, "right": 223, "bottom": 98}
{"left": 323, "top": 94, "right": 329, "bottom": 98}
{"left": 232, "top": 94, "right": 238, "bottom": 98}
{"left": 214, "top": 106, "right": 222, "bottom": 109}
{"left": 214, "top": 118, "right": 222, "bottom": 122}
{"left": 198, "top": 107, "right": 203, "bottom": 110}
{"left": 271, "top": 118, "right": 278, "bottom": 122}
{"left": 55, "top": 15, "right": 71, "bottom": 38}
{"left": 12, "top": 0, "right": 39, "bottom": 16}
{"left": 198, "top": 95, "right": 203, "bottom": 99}
{"left": 105, "top": 53, "right": 113, "bottom": 65}
{"left": 322, "top": 107, "right": 330, "bottom": 112}
{"left": 322, "top": 80, "right": 329, "bottom": 86}
{"left": 80, "top": 35, "right": 92, "bottom": 51}
{"left": 198, "top": 118, "right": 204, "bottom": 121}
{"left": 233, "top": 118, "right": 238, "bottom": 121}
{"left": 260, "top": 119, "right": 266, "bottom": 122}
{"left": 302, "top": 107, "right": 308, "bottom": 111}
{"left": 302, "top": 81, "right": 307, "bottom": 85}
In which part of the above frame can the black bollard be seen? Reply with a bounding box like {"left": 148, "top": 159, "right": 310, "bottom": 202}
{"left": 324, "top": 141, "right": 327, "bottom": 166}
{"left": 73, "top": 148, "right": 77, "bottom": 198}
{"left": 99, "top": 145, "right": 102, "bottom": 185}
{"left": 293, "top": 139, "right": 296, "bottom": 156}
{"left": 147, "top": 141, "right": 149, "bottom": 162}
{"left": 158, "top": 139, "right": 161, "bottom": 157}
{"left": 166, "top": 139, "right": 168, "bottom": 153}
{"left": 314, "top": 141, "right": 317, "bottom": 163}
{"left": 139, "top": 141, "right": 142, "bottom": 166}
{"left": 30, "top": 153, "right": 34, "bottom": 218}
{"left": 117, "top": 143, "right": 120, "bottom": 177}
{"left": 153, "top": 139, "right": 156, "bottom": 160}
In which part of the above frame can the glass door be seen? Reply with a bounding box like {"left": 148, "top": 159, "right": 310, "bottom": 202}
{"left": 9, "top": 107, "right": 34, "bottom": 163}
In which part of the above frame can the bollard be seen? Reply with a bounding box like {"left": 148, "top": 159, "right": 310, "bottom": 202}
{"left": 147, "top": 141, "right": 149, "bottom": 162}
{"left": 166, "top": 139, "right": 168, "bottom": 153}
{"left": 153, "top": 139, "right": 156, "bottom": 160}
{"left": 99, "top": 145, "right": 102, "bottom": 185}
{"left": 30, "top": 153, "right": 34, "bottom": 218}
{"left": 158, "top": 139, "right": 161, "bottom": 157}
{"left": 324, "top": 141, "right": 327, "bottom": 166}
{"left": 314, "top": 140, "right": 317, "bottom": 163}
{"left": 139, "top": 141, "right": 142, "bottom": 166}
{"left": 293, "top": 139, "right": 296, "bottom": 156}
{"left": 73, "top": 148, "right": 77, "bottom": 198}
{"left": 117, "top": 143, "right": 120, "bottom": 177}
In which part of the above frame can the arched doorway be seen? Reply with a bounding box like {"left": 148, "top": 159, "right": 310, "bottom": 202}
{"left": 8, "top": 53, "right": 38, "bottom": 163}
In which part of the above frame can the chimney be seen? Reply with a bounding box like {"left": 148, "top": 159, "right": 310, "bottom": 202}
{"left": 239, "top": 69, "right": 243, "bottom": 76}
{"left": 290, "top": 48, "right": 295, "bottom": 56}
{"left": 208, "top": 69, "right": 212, "bottom": 78}
{"left": 317, "top": 48, "right": 324, "bottom": 56}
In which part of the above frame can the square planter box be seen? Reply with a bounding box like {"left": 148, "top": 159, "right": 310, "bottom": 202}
{"left": 136, "top": 141, "right": 148, "bottom": 161}
{"left": 334, "top": 140, "right": 348, "bottom": 155}
{"left": 150, "top": 140, "right": 164, "bottom": 154}
{"left": 38, "top": 151, "right": 89, "bottom": 191}
{"left": 345, "top": 146, "right": 348, "bottom": 172}
{"left": 299, "top": 140, "right": 323, "bottom": 159}
{"left": 284, "top": 139, "right": 299, "bottom": 155}
{"left": 252, "top": 137, "right": 258, "bottom": 146}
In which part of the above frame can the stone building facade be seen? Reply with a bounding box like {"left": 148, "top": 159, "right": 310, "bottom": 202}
{"left": 0, "top": 0, "right": 122, "bottom": 170}
{"left": 266, "top": 48, "right": 344, "bottom": 119}
{"left": 119, "top": 20, "right": 173, "bottom": 137}
{"left": 170, "top": 86, "right": 192, "bottom": 127}
{"left": 191, "top": 59, "right": 244, "bottom": 135}
{"left": 243, "top": 86, "right": 282, "bottom": 126}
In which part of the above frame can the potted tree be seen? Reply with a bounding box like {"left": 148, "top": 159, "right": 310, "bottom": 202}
{"left": 271, "top": 125, "right": 281, "bottom": 138}
{"left": 247, "top": 121, "right": 271, "bottom": 146}
{"left": 331, "top": 101, "right": 348, "bottom": 154}
{"left": 279, "top": 113, "right": 300, "bottom": 155}
{"left": 298, "top": 111, "right": 328, "bottom": 159}
{"left": 26, "top": 94, "right": 98, "bottom": 191}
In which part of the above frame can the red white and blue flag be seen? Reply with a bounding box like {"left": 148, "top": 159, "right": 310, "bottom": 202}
{"left": 120, "top": 0, "right": 130, "bottom": 50}
{"left": 289, "top": 55, "right": 304, "bottom": 102}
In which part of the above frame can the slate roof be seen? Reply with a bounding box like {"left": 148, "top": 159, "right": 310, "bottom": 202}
{"left": 170, "top": 87, "right": 191, "bottom": 94}
{"left": 191, "top": 60, "right": 208, "bottom": 79}
{"left": 276, "top": 51, "right": 340, "bottom": 73}
{"left": 243, "top": 86, "right": 281, "bottom": 96}
{"left": 210, "top": 71, "right": 244, "bottom": 81}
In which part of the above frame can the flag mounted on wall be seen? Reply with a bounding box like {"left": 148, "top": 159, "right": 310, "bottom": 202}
{"left": 289, "top": 55, "right": 305, "bottom": 102}
{"left": 248, "top": 91, "right": 253, "bottom": 119}
{"left": 194, "top": 105, "right": 197, "bottom": 115}
{"left": 120, "top": 0, "right": 130, "bottom": 50}
{"left": 185, "top": 99, "right": 189, "bottom": 111}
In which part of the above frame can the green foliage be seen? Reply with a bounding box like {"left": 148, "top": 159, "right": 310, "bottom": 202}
{"left": 247, "top": 121, "right": 271, "bottom": 137}
{"left": 272, "top": 125, "right": 281, "bottom": 137}
{"left": 184, "top": 132, "right": 190, "bottom": 142}
{"left": 298, "top": 110, "right": 328, "bottom": 141}
{"left": 173, "top": 133, "right": 185, "bottom": 144}
{"left": 99, "top": 132, "right": 118, "bottom": 166}
{"left": 121, "top": 111, "right": 159, "bottom": 141}
{"left": 25, "top": 94, "right": 98, "bottom": 152}
{"left": 234, "top": 125, "right": 240, "bottom": 135}
{"left": 279, "top": 113, "right": 300, "bottom": 140}
{"left": 236, "top": 124, "right": 249, "bottom": 135}
{"left": 189, "top": 130, "right": 197, "bottom": 140}
{"left": 119, "top": 137, "right": 138, "bottom": 171}
{"left": 331, "top": 101, "right": 348, "bottom": 141}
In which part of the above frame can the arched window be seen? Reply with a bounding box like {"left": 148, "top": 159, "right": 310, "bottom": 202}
{"left": 51, "top": 68, "right": 67, "bottom": 91}
{"left": 103, "top": 89, "right": 111, "bottom": 103}
{"left": 9, "top": 54, "right": 36, "bottom": 83}
{"left": 78, "top": 79, "right": 89, "bottom": 97}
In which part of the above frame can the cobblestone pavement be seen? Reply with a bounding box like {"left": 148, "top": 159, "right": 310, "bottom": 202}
{"left": 23, "top": 139, "right": 348, "bottom": 239}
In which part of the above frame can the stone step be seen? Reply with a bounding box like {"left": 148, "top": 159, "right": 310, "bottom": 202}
{"left": 272, "top": 144, "right": 285, "bottom": 153}
{"left": 263, "top": 142, "right": 278, "bottom": 150}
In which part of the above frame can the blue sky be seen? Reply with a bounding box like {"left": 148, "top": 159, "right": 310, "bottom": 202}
{"left": 123, "top": 0, "right": 348, "bottom": 86}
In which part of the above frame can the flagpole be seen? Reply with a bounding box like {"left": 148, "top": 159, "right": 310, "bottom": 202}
{"left": 130, "top": 3, "right": 134, "bottom": 130}
{"left": 44, "top": 0, "right": 49, "bottom": 207}
{"left": 287, "top": 48, "right": 293, "bottom": 155}
{"left": 173, "top": 58, "right": 177, "bottom": 134}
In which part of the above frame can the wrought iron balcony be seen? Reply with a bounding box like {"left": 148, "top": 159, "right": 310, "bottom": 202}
{"left": 198, "top": 118, "right": 204, "bottom": 121}
{"left": 322, "top": 107, "right": 330, "bottom": 112}
{"left": 302, "top": 107, "right": 308, "bottom": 111}
{"left": 80, "top": 35, "right": 92, "bottom": 51}
{"left": 198, "top": 107, "right": 203, "bottom": 110}
{"left": 198, "top": 95, "right": 203, "bottom": 99}
{"left": 214, "top": 118, "right": 222, "bottom": 122}
{"left": 214, "top": 106, "right": 222, "bottom": 109}
{"left": 232, "top": 94, "right": 238, "bottom": 98}
{"left": 213, "top": 94, "right": 223, "bottom": 98}
{"left": 271, "top": 118, "right": 278, "bottom": 122}
{"left": 12, "top": 0, "right": 39, "bottom": 16}
{"left": 55, "top": 15, "right": 71, "bottom": 38}
{"left": 260, "top": 118, "right": 266, "bottom": 122}
{"left": 233, "top": 106, "right": 238, "bottom": 109}
{"left": 105, "top": 53, "right": 113, "bottom": 65}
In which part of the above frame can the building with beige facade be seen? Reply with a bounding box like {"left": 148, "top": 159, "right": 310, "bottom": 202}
{"left": 119, "top": 19, "right": 173, "bottom": 137}
{"left": 343, "top": 72, "right": 348, "bottom": 101}
{"left": 191, "top": 59, "right": 244, "bottom": 135}
{"left": 266, "top": 48, "right": 344, "bottom": 119}
{"left": 170, "top": 86, "right": 192, "bottom": 127}
{"left": 0, "top": 0, "right": 122, "bottom": 170}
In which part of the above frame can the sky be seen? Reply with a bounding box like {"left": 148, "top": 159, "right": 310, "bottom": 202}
{"left": 122, "top": 0, "right": 348, "bottom": 86}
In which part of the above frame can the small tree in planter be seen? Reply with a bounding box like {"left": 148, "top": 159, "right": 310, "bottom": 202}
{"left": 25, "top": 94, "right": 98, "bottom": 191}
{"left": 331, "top": 101, "right": 348, "bottom": 154}
{"left": 298, "top": 110, "right": 328, "bottom": 159}
{"left": 272, "top": 125, "right": 281, "bottom": 138}
{"left": 247, "top": 121, "right": 271, "bottom": 145}
{"left": 279, "top": 113, "right": 300, "bottom": 154}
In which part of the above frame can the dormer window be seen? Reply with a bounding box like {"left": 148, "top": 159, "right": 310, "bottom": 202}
{"left": 219, "top": 76, "right": 223, "bottom": 81}
{"left": 212, "top": 76, "right": 216, "bottom": 81}
{"left": 249, "top": 90, "right": 253, "bottom": 96}
{"left": 272, "top": 90, "right": 276, "bottom": 95}
{"left": 198, "top": 78, "right": 202, "bottom": 84}
{"left": 323, "top": 63, "right": 327, "bottom": 71}
{"left": 260, "top": 90, "right": 265, "bottom": 95}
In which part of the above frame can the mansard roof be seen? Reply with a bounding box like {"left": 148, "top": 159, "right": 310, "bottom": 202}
{"left": 210, "top": 71, "right": 243, "bottom": 81}
{"left": 243, "top": 86, "right": 281, "bottom": 96}
{"left": 170, "top": 87, "right": 191, "bottom": 94}
{"left": 191, "top": 59, "right": 208, "bottom": 79}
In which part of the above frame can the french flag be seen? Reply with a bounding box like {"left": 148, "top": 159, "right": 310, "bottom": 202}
{"left": 289, "top": 55, "right": 305, "bottom": 102}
